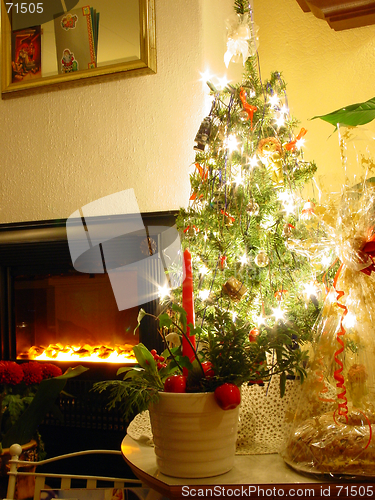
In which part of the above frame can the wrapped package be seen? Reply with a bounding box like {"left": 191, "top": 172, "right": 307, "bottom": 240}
{"left": 282, "top": 128, "right": 375, "bottom": 476}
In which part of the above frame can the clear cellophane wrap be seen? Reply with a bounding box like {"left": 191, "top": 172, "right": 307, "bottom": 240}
{"left": 282, "top": 127, "right": 375, "bottom": 476}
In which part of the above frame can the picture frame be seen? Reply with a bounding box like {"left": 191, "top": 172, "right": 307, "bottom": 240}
{"left": 1, "top": 0, "right": 156, "bottom": 98}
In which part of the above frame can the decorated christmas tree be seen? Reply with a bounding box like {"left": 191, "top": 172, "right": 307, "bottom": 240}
{"left": 171, "top": 0, "right": 323, "bottom": 394}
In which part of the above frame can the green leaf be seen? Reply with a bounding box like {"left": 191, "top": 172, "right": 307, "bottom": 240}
{"left": 137, "top": 308, "right": 147, "bottom": 323}
{"left": 158, "top": 313, "right": 173, "bottom": 329}
{"left": 312, "top": 97, "right": 375, "bottom": 128}
{"left": 171, "top": 304, "right": 187, "bottom": 332}
{"left": 133, "top": 343, "right": 156, "bottom": 371}
{"left": 2, "top": 365, "right": 88, "bottom": 448}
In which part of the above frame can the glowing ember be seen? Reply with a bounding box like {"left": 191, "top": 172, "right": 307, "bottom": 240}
{"left": 18, "top": 343, "right": 136, "bottom": 363}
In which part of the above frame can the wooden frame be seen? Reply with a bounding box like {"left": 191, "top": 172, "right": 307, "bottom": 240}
{"left": 1, "top": 0, "right": 156, "bottom": 98}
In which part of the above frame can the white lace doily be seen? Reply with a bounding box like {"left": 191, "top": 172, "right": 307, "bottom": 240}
{"left": 126, "top": 378, "right": 302, "bottom": 455}
{"left": 236, "top": 378, "right": 302, "bottom": 455}
{"left": 127, "top": 411, "right": 153, "bottom": 445}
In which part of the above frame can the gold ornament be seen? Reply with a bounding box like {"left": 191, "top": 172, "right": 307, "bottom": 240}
{"left": 222, "top": 276, "right": 247, "bottom": 301}
{"left": 257, "top": 137, "right": 284, "bottom": 186}
{"left": 255, "top": 250, "right": 269, "bottom": 267}
{"left": 239, "top": 109, "right": 250, "bottom": 122}
{"left": 246, "top": 199, "right": 259, "bottom": 216}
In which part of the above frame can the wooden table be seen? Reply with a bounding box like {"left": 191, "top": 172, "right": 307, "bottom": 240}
{"left": 121, "top": 435, "right": 375, "bottom": 499}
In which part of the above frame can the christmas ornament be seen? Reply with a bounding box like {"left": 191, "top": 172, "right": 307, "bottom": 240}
{"left": 194, "top": 116, "right": 212, "bottom": 151}
{"left": 249, "top": 328, "right": 259, "bottom": 342}
{"left": 221, "top": 209, "right": 236, "bottom": 226}
{"left": 239, "top": 88, "right": 257, "bottom": 129}
{"left": 219, "top": 255, "right": 227, "bottom": 270}
{"left": 274, "top": 289, "right": 287, "bottom": 300}
{"left": 201, "top": 361, "right": 215, "bottom": 378}
{"left": 140, "top": 237, "right": 157, "bottom": 256}
{"left": 224, "top": 13, "right": 259, "bottom": 68}
{"left": 239, "top": 109, "right": 250, "bottom": 122}
{"left": 164, "top": 375, "right": 187, "bottom": 393}
{"left": 301, "top": 201, "right": 315, "bottom": 220}
{"left": 211, "top": 189, "right": 226, "bottom": 210}
{"left": 284, "top": 128, "right": 308, "bottom": 152}
{"left": 222, "top": 276, "right": 247, "bottom": 300}
{"left": 195, "top": 162, "right": 208, "bottom": 181}
{"left": 257, "top": 137, "right": 284, "bottom": 186}
{"left": 246, "top": 199, "right": 260, "bottom": 216}
{"left": 214, "top": 383, "right": 241, "bottom": 410}
{"left": 184, "top": 225, "right": 199, "bottom": 236}
{"left": 282, "top": 223, "right": 295, "bottom": 238}
{"left": 255, "top": 250, "right": 269, "bottom": 267}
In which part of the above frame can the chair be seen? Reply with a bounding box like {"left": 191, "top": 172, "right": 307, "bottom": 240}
{"left": 4, "top": 444, "right": 145, "bottom": 500}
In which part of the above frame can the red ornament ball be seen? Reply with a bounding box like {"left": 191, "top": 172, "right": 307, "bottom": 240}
{"left": 249, "top": 328, "right": 260, "bottom": 342}
{"left": 214, "top": 383, "right": 241, "bottom": 410}
{"left": 201, "top": 361, "right": 215, "bottom": 378}
{"left": 163, "top": 375, "right": 187, "bottom": 393}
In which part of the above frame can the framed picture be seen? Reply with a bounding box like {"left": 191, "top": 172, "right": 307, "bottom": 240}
{"left": 11, "top": 25, "right": 41, "bottom": 83}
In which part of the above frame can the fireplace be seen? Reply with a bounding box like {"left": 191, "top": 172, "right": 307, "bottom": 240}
{"left": 0, "top": 212, "right": 178, "bottom": 451}
{"left": 0, "top": 211, "right": 178, "bottom": 365}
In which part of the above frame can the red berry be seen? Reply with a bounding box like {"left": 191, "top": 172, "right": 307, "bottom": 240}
{"left": 150, "top": 349, "right": 157, "bottom": 356}
{"left": 157, "top": 362, "right": 163, "bottom": 370}
{"left": 158, "top": 356, "right": 165, "bottom": 362}
{"left": 164, "top": 375, "right": 187, "bottom": 393}
{"left": 214, "top": 383, "right": 241, "bottom": 410}
{"left": 201, "top": 361, "right": 215, "bottom": 378}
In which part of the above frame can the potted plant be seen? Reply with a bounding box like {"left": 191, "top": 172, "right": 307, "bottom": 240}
{"left": 93, "top": 299, "right": 308, "bottom": 478}
{"left": 0, "top": 361, "right": 87, "bottom": 474}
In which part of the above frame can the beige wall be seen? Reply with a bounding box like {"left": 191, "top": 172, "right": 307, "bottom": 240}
{"left": 254, "top": 0, "right": 375, "bottom": 195}
{"left": 1, "top": 0, "right": 375, "bottom": 223}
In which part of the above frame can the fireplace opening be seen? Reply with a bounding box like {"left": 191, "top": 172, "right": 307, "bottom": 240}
{"left": 14, "top": 272, "right": 138, "bottom": 363}
{"left": 0, "top": 212, "right": 177, "bottom": 362}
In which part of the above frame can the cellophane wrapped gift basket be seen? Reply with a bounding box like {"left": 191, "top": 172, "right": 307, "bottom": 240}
{"left": 282, "top": 125, "right": 375, "bottom": 476}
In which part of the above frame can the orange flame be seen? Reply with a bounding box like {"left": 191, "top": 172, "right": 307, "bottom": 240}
{"left": 17, "top": 343, "right": 136, "bottom": 364}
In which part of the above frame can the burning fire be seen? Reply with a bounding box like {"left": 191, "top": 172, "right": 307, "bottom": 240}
{"left": 18, "top": 343, "right": 136, "bottom": 363}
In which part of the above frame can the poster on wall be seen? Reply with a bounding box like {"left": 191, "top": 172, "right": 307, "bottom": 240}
{"left": 11, "top": 26, "right": 42, "bottom": 82}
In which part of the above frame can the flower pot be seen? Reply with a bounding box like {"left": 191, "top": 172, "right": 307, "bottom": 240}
{"left": 149, "top": 392, "right": 240, "bottom": 478}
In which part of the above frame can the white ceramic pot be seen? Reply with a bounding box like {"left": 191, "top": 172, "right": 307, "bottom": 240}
{"left": 149, "top": 392, "right": 240, "bottom": 478}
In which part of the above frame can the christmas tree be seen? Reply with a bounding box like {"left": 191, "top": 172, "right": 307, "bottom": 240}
{"left": 171, "top": 0, "right": 323, "bottom": 394}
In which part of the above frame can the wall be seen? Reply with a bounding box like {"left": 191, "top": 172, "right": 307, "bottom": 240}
{"left": 0, "top": 0, "right": 205, "bottom": 223}
{"left": 254, "top": 0, "right": 375, "bottom": 195}
{"left": 1, "top": 0, "right": 375, "bottom": 223}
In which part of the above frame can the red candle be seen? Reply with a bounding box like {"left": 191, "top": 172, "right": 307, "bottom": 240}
{"left": 182, "top": 248, "right": 196, "bottom": 364}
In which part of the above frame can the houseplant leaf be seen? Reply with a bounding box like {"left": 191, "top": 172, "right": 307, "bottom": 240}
{"left": 312, "top": 97, "right": 375, "bottom": 128}
{"left": 2, "top": 365, "right": 88, "bottom": 448}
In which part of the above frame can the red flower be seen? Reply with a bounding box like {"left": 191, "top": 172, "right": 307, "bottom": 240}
{"left": 21, "top": 362, "right": 43, "bottom": 385}
{"left": 0, "top": 361, "right": 24, "bottom": 385}
{"left": 41, "top": 363, "right": 62, "bottom": 379}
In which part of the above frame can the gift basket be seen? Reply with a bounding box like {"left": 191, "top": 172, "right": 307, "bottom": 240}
{"left": 282, "top": 125, "right": 375, "bottom": 476}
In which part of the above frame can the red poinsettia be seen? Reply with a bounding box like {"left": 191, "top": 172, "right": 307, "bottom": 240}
{"left": 21, "top": 362, "right": 44, "bottom": 385}
{"left": 40, "top": 363, "right": 62, "bottom": 379}
{"left": 0, "top": 361, "right": 24, "bottom": 385}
